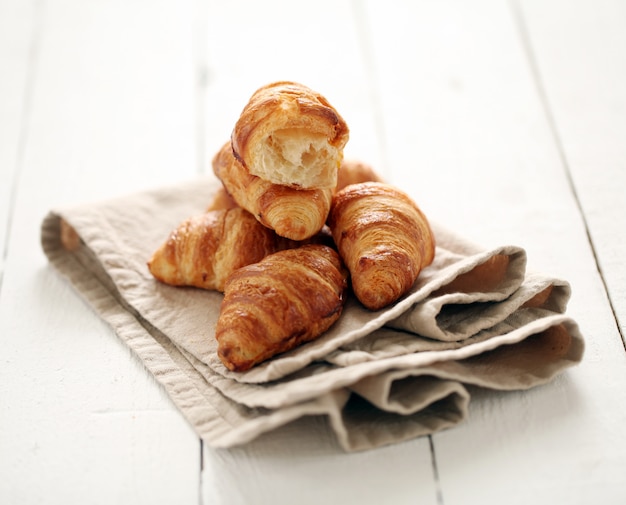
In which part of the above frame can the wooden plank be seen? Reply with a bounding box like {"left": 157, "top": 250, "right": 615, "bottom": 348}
{"left": 21, "top": 0, "right": 198, "bottom": 200}
{"left": 517, "top": 0, "right": 626, "bottom": 345}
{"left": 203, "top": 418, "right": 438, "bottom": 505}
{"left": 361, "top": 0, "right": 587, "bottom": 267}
{"left": 363, "top": 0, "right": 626, "bottom": 503}
{"left": 0, "top": 0, "right": 200, "bottom": 502}
{"left": 200, "top": 1, "right": 437, "bottom": 503}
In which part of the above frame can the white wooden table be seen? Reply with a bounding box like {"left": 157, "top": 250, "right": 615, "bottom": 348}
{"left": 1, "top": 0, "right": 625, "bottom": 503}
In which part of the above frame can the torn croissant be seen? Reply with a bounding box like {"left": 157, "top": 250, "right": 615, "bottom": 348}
{"left": 328, "top": 182, "right": 436, "bottom": 311}
{"left": 148, "top": 207, "right": 298, "bottom": 292}
{"left": 212, "top": 141, "right": 333, "bottom": 241}
{"left": 216, "top": 244, "right": 348, "bottom": 372}
{"left": 231, "top": 81, "right": 349, "bottom": 189}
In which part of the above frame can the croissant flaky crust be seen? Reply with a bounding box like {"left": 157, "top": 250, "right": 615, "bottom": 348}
{"left": 328, "top": 182, "right": 436, "bottom": 311}
{"left": 231, "top": 81, "right": 349, "bottom": 190}
{"left": 216, "top": 244, "right": 348, "bottom": 372}
{"left": 212, "top": 141, "right": 333, "bottom": 241}
{"left": 148, "top": 207, "right": 297, "bottom": 292}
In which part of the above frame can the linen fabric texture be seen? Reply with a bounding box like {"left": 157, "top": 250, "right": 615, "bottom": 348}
{"left": 41, "top": 178, "right": 584, "bottom": 452}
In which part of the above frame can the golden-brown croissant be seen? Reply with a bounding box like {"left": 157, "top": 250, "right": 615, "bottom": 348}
{"left": 231, "top": 81, "right": 349, "bottom": 190}
{"left": 336, "top": 159, "right": 384, "bottom": 192}
{"left": 327, "top": 182, "right": 435, "bottom": 311}
{"left": 216, "top": 244, "right": 348, "bottom": 372}
{"left": 148, "top": 207, "right": 297, "bottom": 292}
{"left": 212, "top": 141, "right": 333, "bottom": 241}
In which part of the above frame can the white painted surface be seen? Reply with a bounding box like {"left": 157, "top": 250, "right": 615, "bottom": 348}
{"left": 518, "top": 0, "right": 626, "bottom": 340}
{"left": 0, "top": 0, "right": 199, "bottom": 503}
{"left": 1, "top": 1, "right": 624, "bottom": 504}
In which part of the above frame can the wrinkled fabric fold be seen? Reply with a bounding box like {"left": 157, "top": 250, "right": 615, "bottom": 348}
{"left": 40, "top": 177, "right": 584, "bottom": 452}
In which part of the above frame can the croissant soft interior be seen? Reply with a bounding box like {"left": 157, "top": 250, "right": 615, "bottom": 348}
{"left": 212, "top": 140, "right": 333, "bottom": 241}
{"left": 231, "top": 81, "right": 350, "bottom": 189}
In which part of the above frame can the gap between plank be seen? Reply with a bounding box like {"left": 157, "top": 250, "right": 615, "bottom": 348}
{"left": 198, "top": 438, "right": 205, "bottom": 505}
{"left": 509, "top": 0, "right": 626, "bottom": 352}
{"left": 428, "top": 435, "right": 445, "bottom": 505}
{"left": 0, "top": 0, "right": 45, "bottom": 293}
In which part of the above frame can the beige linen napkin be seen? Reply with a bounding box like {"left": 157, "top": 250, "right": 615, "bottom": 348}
{"left": 41, "top": 177, "right": 584, "bottom": 452}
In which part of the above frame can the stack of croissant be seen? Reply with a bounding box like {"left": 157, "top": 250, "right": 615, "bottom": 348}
{"left": 148, "top": 81, "right": 436, "bottom": 372}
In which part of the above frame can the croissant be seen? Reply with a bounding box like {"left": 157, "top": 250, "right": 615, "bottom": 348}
{"left": 328, "top": 182, "right": 435, "bottom": 311}
{"left": 148, "top": 207, "right": 297, "bottom": 292}
{"left": 212, "top": 141, "right": 333, "bottom": 241}
{"left": 336, "top": 159, "right": 384, "bottom": 192}
{"left": 216, "top": 244, "right": 348, "bottom": 372}
{"left": 231, "top": 81, "right": 349, "bottom": 190}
